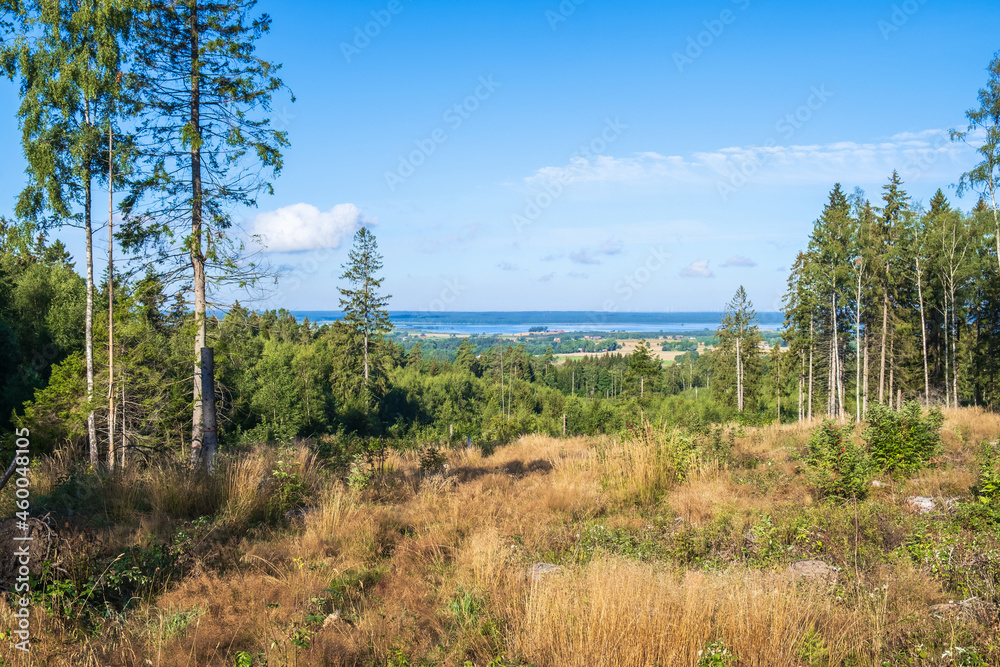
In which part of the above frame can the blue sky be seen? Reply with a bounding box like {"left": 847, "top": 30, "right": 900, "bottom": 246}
{"left": 1, "top": 0, "right": 998, "bottom": 312}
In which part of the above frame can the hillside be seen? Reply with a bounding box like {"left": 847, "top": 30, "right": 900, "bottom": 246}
{"left": 2, "top": 407, "right": 999, "bottom": 666}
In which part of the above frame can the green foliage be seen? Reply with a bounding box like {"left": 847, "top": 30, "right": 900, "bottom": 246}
{"left": 797, "top": 626, "right": 829, "bottom": 667}
{"left": 805, "top": 420, "right": 871, "bottom": 500}
{"left": 973, "top": 441, "right": 1000, "bottom": 505}
{"left": 268, "top": 448, "right": 308, "bottom": 520}
{"left": 697, "top": 640, "right": 739, "bottom": 667}
{"left": 864, "top": 402, "right": 943, "bottom": 474}
{"left": 419, "top": 444, "right": 447, "bottom": 473}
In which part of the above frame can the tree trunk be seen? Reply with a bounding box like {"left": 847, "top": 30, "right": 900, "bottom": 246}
{"left": 807, "top": 320, "right": 814, "bottom": 421}
{"left": 189, "top": 1, "right": 207, "bottom": 465}
{"left": 856, "top": 268, "right": 862, "bottom": 422}
{"left": 879, "top": 292, "right": 888, "bottom": 404}
{"left": 736, "top": 336, "right": 743, "bottom": 412}
{"left": 84, "top": 101, "right": 97, "bottom": 467}
{"left": 107, "top": 122, "right": 115, "bottom": 471}
{"left": 943, "top": 287, "right": 951, "bottom": 408}
{"left": 916, "top": 255, "right": 928, "bottom": 405}
{"left": 201, "top": 347, "right": 218, "bottom": 471}
{"left": 951, "top": 284, "right": 959, "bottom": 407}
{"left": 863, "top": 336, "right": 869, "bottom": 415}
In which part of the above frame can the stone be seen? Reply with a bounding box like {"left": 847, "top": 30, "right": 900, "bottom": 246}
{"left": 906, "top": 496, "right": 935, "bottom": 513}
{"left": 527, "top": 562, "right": 562, "bottom": 581}
{"left": 787, "top": 559, "right": 838, "bottom": 584}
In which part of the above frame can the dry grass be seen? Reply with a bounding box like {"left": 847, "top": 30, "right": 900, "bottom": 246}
{"left": 1, "top": 409, "right": 998, "bottom": 666}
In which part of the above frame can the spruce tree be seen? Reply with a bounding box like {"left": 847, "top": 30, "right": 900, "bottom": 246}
{"left": 952, "top": 53, "right": 1000, "bottom": 275}
{"left": 120, "top": 0, "right": 291, "bottom": 467}
{"left": 338, "top": 227, "right": 392, "bottom": 406}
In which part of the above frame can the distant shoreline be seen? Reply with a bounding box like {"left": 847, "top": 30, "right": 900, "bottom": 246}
{"left": 284, "top": 310, "right": 785, "bottom": 335}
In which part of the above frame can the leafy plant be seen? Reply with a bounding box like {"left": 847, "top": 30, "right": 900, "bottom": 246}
{"left": 419, "top": 444, "right": 447, "bottom": 473}
{"left": 972, "top": 441, "right": 1000, "bottom": 505}
{"left": 697, "top": 639, "right": 738, "bottom": 667}
{"left": 805, "top": 420, "right": 870, "bottom": 500}
{"left": 863, "top": 401, "right": 943, "bottom": 475}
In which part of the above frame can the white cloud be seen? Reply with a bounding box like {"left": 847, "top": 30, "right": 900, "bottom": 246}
{"left": 680, "top": 259, "right": 713, "bottom": 278}
{"left": 523, "top": 130, "right": 972, "bottom": 189}
{"left": 569, "top": 249, "right": 601, "bottom": 265}
{"left": 497, "top": 261, "right": 519, "bottom": 271}
{"left": 538, "top": 272, "right": 556, "bottom": 282}
{"left": 252, "top": 203, "right": 371, "bottom": 252}
{"left": 722, "top": 255, "right": 757, "bottom": 267}
{"left": 598, "top": 238, "right": 624, "bottom": 255}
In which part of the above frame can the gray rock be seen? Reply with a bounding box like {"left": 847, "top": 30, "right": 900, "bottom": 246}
{"left": 906, "top": 496, "right": 936, "bottom": 513}
{"left": 787, "top": 559, "right": 838, "bottom": 584}
{"left": 527, "top": 562, "right": 562, "bottom": 581}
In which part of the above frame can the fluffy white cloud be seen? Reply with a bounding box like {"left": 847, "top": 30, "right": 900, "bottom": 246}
{"left": 722, "top": 255, "right": 757, "bottom": 267}
{"left": 680, "top": 259, "right": 713, "bottom": 278}
{"left": 252, "top": 203, "right": 371, "bottom": 252}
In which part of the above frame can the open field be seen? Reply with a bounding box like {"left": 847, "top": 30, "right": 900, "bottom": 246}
{"left": 553, "top": 338, "right": 709, "bottom": 364}
{"left": 2, "top": 408, "right": 999, "bottom": 666}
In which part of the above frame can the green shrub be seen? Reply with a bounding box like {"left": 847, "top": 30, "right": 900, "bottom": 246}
{"left": 863, "top": 401, "right": 943, "bottom": 475}
{"left": 972, "top": 441, "right": 1000, "bottom": 506}
{"left": 805, "top": 420, "right": 870, "bottom": 501}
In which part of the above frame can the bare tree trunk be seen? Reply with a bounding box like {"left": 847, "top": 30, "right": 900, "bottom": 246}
{"left": 84, "top": 100, "right": 97, "bottom": 467}
{"left": 916, "top": 255, "right": 929, "bottom": 405}
{"left": 879, "top": 292, "right": 888, "bottom": 404}
{"left": 736, "top": 337, "right": 743, "bottom": 412}
{"left": 189, "top": 1, "right": 207, "bottom": 465}
{"left": 863, "top": 337, "right": 869, "bottom": 415}
{"left": 107, "top": 122, "right": 115, "bottom": 471}
{"left": 951, "top": 285, "right": 959, "bottom": 407}
{"left": 943, "top": 287, "right": 951, "bottom": 408}
{"left": 201, "top": 347, "right": 218, "bottom": 471}
{"left": 856, "top": 268, "right": 862, "bottom": 422}
{"left": 808, "top": 320, "right": 814, "bottom": 422}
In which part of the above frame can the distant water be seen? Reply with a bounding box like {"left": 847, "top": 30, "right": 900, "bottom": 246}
{"left": 292, "top": 311, "right": 785, "bottom": 335}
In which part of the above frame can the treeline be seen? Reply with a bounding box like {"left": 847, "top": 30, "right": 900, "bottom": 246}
{"left": 784, "top": 176, "right": 1000, "bottom": 419}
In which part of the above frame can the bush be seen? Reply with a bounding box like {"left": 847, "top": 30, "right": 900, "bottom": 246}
{"left": 805, "top": 420, "right": 870, "bottom": 501}
{"left": 972, "top": 441, "right": 1000, "bottom": 506}
{"left": 863, "top": 401, "right": 943, "bottom": 475}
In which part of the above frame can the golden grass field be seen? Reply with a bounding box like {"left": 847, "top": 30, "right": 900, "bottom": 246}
{"left": 1, "top": 408, "right": 999, "bottom": 666}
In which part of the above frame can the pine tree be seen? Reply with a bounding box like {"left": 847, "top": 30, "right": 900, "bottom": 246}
{"left": 338, "top": 227, "right": 392, "bottom": 406}
{"left": 952, "top": 53, "right": 1000, "bottom": 275}
{"left": 716, "top": 286, "right": 762, "bottom": 412}
{"left": 120, "top": 0, "right": 291, "bottom": 467}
